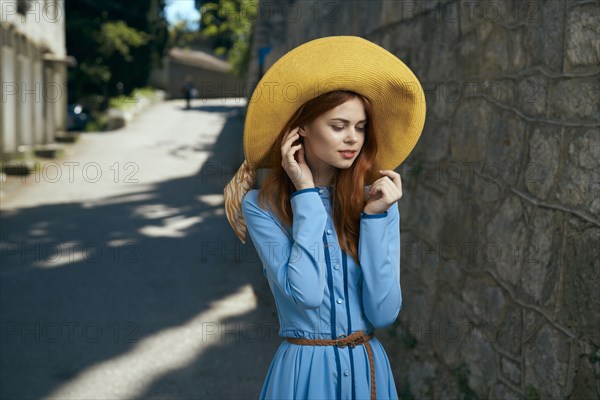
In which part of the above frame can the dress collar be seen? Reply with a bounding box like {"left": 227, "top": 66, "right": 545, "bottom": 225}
{"left": 315, "top": 185, "right": 333, "bottom": 201}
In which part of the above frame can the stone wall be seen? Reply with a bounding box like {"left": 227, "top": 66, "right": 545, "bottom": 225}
{"left": 246, "top": 0, "right": 600, "bottom": 398}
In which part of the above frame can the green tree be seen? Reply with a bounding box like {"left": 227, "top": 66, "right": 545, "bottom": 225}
{"left": 197, "top": 0, "right": 258, "bottom": 79}
{"left": 97, "top": 21, "right": 150, "bottom": 62}
{"left": 168, "top": 20, "right": 205, "bottom": 49}
{"left": 65, "top": 0, "right": 169, "bottom": 109}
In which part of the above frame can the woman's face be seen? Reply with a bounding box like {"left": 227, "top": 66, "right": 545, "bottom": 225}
{"left": 300, "top": 97, "right": 366, "bottom": 172}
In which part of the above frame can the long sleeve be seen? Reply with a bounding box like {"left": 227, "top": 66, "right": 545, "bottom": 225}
{"left": 358, "top": 202, "right": 402, "bottom": 328}
{"left": 241, "top": 188, "right": 328, "bottom": 309}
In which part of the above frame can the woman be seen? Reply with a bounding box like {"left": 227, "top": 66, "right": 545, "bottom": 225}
{"left": 224, "top": 36, "right": 426, "bottom": 400}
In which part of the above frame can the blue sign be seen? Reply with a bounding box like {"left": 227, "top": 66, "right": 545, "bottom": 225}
{"left": 258, "top": 47, "right": 272, "bottom": 67}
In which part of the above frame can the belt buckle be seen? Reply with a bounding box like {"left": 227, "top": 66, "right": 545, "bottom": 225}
{"left": 335, "top": 334, "right": 347, "bottom": 348}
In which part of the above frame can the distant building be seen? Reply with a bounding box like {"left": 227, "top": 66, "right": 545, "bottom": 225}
{"left": 149, "top": 47, "right": 245, "bottom": 100}
{"left": 0, "top": 0, "right": 75, "bottom": 163}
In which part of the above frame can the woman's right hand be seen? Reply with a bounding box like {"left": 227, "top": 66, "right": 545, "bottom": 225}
{"left": 281, "top": 126, "right": 314, "bottom": 190}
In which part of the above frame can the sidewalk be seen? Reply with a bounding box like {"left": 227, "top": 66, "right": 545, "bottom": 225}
{"left": 1, "top": 90, "right": 166, "bottom": 204}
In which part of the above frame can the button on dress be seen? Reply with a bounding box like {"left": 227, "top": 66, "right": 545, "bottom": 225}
{"left": 241, "top": 185, "right": 402, "bottom": 400}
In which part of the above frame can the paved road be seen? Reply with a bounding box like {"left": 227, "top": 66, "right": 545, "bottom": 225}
{"left": 0, "top": 99, "right": 279, "bottom": 399}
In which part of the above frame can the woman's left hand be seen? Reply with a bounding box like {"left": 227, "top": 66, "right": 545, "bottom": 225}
{"left": 363, "top": 170, "right": 403, "bottom": 214}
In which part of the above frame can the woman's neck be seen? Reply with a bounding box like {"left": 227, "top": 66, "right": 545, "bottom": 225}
{"left": 305, "top": 153, "right": 336, "bottom": 187}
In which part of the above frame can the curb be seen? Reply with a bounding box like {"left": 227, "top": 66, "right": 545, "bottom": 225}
{"left": 106, "top": 90, "right": 166, "bottom": 131}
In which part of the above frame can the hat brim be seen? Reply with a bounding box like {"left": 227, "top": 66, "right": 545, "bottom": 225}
{"left": 244, "top": 35, "right": 426, "bottom": 183}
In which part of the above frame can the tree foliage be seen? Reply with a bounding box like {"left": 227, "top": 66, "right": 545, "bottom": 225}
{"left": 168, "top": 20, "right": 205, "bottom": 50}
{"left": 197, "top": 0, "right": 258, "bottom": 79}
{"left": 65, "top": 0, "right": 169, "bottom": 108}
{"left": 97, "top": 21, "right": 150, "bottom": 62}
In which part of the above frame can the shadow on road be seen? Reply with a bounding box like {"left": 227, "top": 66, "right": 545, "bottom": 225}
{"left": 0, "top": 103, "right": 279, "bottom": 399}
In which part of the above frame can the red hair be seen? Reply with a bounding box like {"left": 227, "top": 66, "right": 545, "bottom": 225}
{"left": 255, "top": 90, "right": 378, "bottom": 265}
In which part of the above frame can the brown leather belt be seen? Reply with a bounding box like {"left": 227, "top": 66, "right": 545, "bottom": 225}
{"left": 284, "top": 330, "right": 376, "bottom": 400}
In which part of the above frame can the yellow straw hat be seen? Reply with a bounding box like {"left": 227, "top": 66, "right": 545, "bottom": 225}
{"left": 224, "top": 35, "right": 426, "bottom": 243}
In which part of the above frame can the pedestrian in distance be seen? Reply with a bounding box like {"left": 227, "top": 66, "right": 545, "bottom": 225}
{"left": 224, "top": 35, "right": 426, "bottom": 400}
{"left": 182, "top": 75, "right": 195, "bottom": 109}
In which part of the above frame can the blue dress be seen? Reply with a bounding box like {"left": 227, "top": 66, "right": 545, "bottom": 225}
{"left": 242, "top": 185, "right": 401, "bottom": 400}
